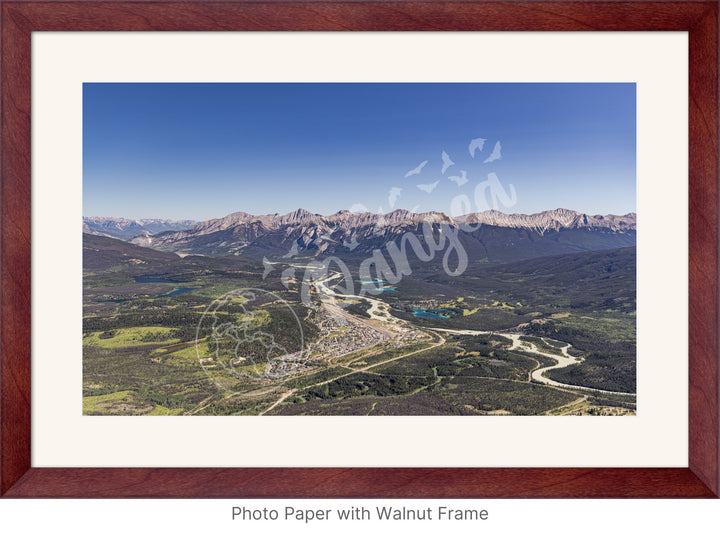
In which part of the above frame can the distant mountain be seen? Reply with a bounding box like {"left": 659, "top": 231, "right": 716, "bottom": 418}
{"left": 83, "top": 217, "right": 198, "bottom": 240}
{"left": 457, "top": 208, "right": 635, "bottom": 234}
{"left": 127, "top": 208, "right": 636, "bottom": 263}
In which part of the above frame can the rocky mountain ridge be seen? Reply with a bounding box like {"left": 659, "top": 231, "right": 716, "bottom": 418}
{"left": 124, "top": 208, "right": 636, "bottom": 262}
{"left": 457, "top": 208, "right": 635, "bottom": 234}
{"left": 83, "top": 217, "right": 198, "bottom": 240}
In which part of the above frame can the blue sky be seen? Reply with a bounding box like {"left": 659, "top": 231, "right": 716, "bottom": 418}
{"left": 83, "top": 83, "right": 636, "bottom": 221}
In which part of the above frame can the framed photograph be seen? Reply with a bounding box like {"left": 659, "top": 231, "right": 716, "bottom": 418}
{"left": 1, "top": 1, "right": 717, "bottom": 498}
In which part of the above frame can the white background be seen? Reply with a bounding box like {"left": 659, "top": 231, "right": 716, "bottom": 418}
{"left": 7, "top": 30, "right": 711, "bottom": 530}
{"left": 1, "top": 498, "right": 719, "bottom": 533}
{"left": 32, "top": 32, "right": 689, "bottom": 469}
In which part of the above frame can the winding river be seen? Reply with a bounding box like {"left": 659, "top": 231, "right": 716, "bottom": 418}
{"left": 432, "top": 328, "right": 635, "bottom": 397}
{"left": 314, "top": 273, "right": 635, "bottom": 398}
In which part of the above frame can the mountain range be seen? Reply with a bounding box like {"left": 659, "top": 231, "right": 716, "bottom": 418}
{"left": 83, "top": 217, "right": 198, "bottom": 240}
{"left": 85, "top": 208, "right": 637, "bottom": 264}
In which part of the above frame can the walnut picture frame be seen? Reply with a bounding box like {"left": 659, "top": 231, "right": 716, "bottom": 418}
{"left": 1, "top": 0, "right": 717, "bottom": 498}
